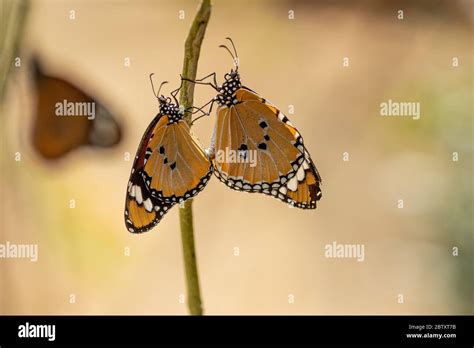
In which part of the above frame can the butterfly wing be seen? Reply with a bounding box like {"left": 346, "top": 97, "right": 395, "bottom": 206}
{"left": 212, "top": 87, "right": 321, "bottom": 209}
{"left": 277, "top": 149, "right": 322, "bottom": 208}
{"left": 142, "top": 117, "right": 212, "bottom": 203}
{"left": 125, "top": 113, "right": 212, "bottom": 232}
{"left": 32, "top": 60, "right": 121, "bottom": 159}
{"left": 125, "top": 178, "right": 175, "bottom": 233}
{"left": 124, "top": 114, "right": 175, "bottom": 233}
{"left": 125, "top": 177, "right": 175, "bottom": 233}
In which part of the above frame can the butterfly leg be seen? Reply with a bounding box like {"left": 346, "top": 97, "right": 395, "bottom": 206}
{"left": 181, "top": 72, "right": 219, "bottom": 91}
{"left": 191, "top": 72, "right": 218, "bottom": 86}
{"left": 190, "top": 98, "right": 216, "bottom": 126}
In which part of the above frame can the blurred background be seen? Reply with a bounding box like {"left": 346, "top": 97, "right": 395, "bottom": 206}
{"left": 0, "top": 0, "right": 472, "bottom": 314}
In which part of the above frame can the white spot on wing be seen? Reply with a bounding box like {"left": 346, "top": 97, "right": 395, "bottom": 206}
{"left": 287, "top": 176, "right": 298, "bottom": 191}
{"left": 136, "top": 186, "right": 143, "bottom": 204}
{"left": 144, "top": 198, "right": 153, "bottom": 212}
{"left": 296, "top": 165, "right": 305, "bottom": 181}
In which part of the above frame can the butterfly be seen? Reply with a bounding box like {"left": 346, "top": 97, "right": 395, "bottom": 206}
{"left": 31, "top": 58, "right": 122, "bottom": 160}
{"left": 184, "top": 38, "right": 322, "bottom": 209}
{"left": 124, "top": 77, "right": 212, "bottom": 233}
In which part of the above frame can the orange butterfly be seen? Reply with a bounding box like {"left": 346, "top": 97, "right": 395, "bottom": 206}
{"left": 31, "top": 58, "right": 122, "bottom": 160}
{"left": 185, "top": 38, "right": 322, "bottom": 209}
{"left": 124, "top": 77, "right": 212, "bottom": 233}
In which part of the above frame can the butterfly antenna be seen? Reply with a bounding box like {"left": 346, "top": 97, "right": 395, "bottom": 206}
{"left": 225, "top": 37, "right": 238, "bottom": 61}
{"left": 158, "top": 81, "right": 168, "bottom": 97}
{"left": 149, "top": 73, "right": 158, "bottom": 98}
{"left": 150, "top": 73, "right": 169, "bottom": 99}
{"left": 225, "top": 37, "right": 239, "bottom": 70}
{"left": 219, "top": 44, "right": 236, "bottom": 64}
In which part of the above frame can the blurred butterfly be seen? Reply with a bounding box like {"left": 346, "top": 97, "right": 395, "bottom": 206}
{"left": 124, "top": 77, "right": 212, "bottom": 233}
{"left": 31, "top": 58, "right": 122, "bottom": 160}
{"left": 184, "top": 38, "right": 322, "bottom": 209}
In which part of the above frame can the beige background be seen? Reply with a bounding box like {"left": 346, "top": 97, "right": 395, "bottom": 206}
{"left": 0, "top": 0, "right": 472, "bottom": 314}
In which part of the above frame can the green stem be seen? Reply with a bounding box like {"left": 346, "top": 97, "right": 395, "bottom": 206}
{"left": 178, "top": 0, "right": 211, "bottom": 316}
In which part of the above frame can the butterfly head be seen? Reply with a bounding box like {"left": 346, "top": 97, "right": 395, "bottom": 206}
{"left": 216, "top": 69, "right": 241, "bottom": 107}
{"left": 158, "top": 95, "right": 183, "bottom": 123}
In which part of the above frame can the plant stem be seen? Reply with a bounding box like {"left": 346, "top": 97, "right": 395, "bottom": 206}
{"left": 178, "top": 0, "right": 211, "bottom": 316}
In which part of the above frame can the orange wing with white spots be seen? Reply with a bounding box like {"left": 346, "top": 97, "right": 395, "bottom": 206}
{"left": 211, "top": 87, "right": 321, "bottom": 209}
{"left": 124, "top": 111, "right": 212, "bottom": 233}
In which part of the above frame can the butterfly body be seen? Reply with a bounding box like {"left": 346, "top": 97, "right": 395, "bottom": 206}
{"left": 205, "top": 58, "right": 322, "bottom": 209}
{"left": 124, "top": 39, "right": 322, "bottom": 233}
{"left": 124, "top": 93, "right": 212, "bottom": 233}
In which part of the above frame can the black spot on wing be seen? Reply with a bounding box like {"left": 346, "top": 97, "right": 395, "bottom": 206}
{"left": 238, "top": 144, "right": 248, "bottom": 151}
